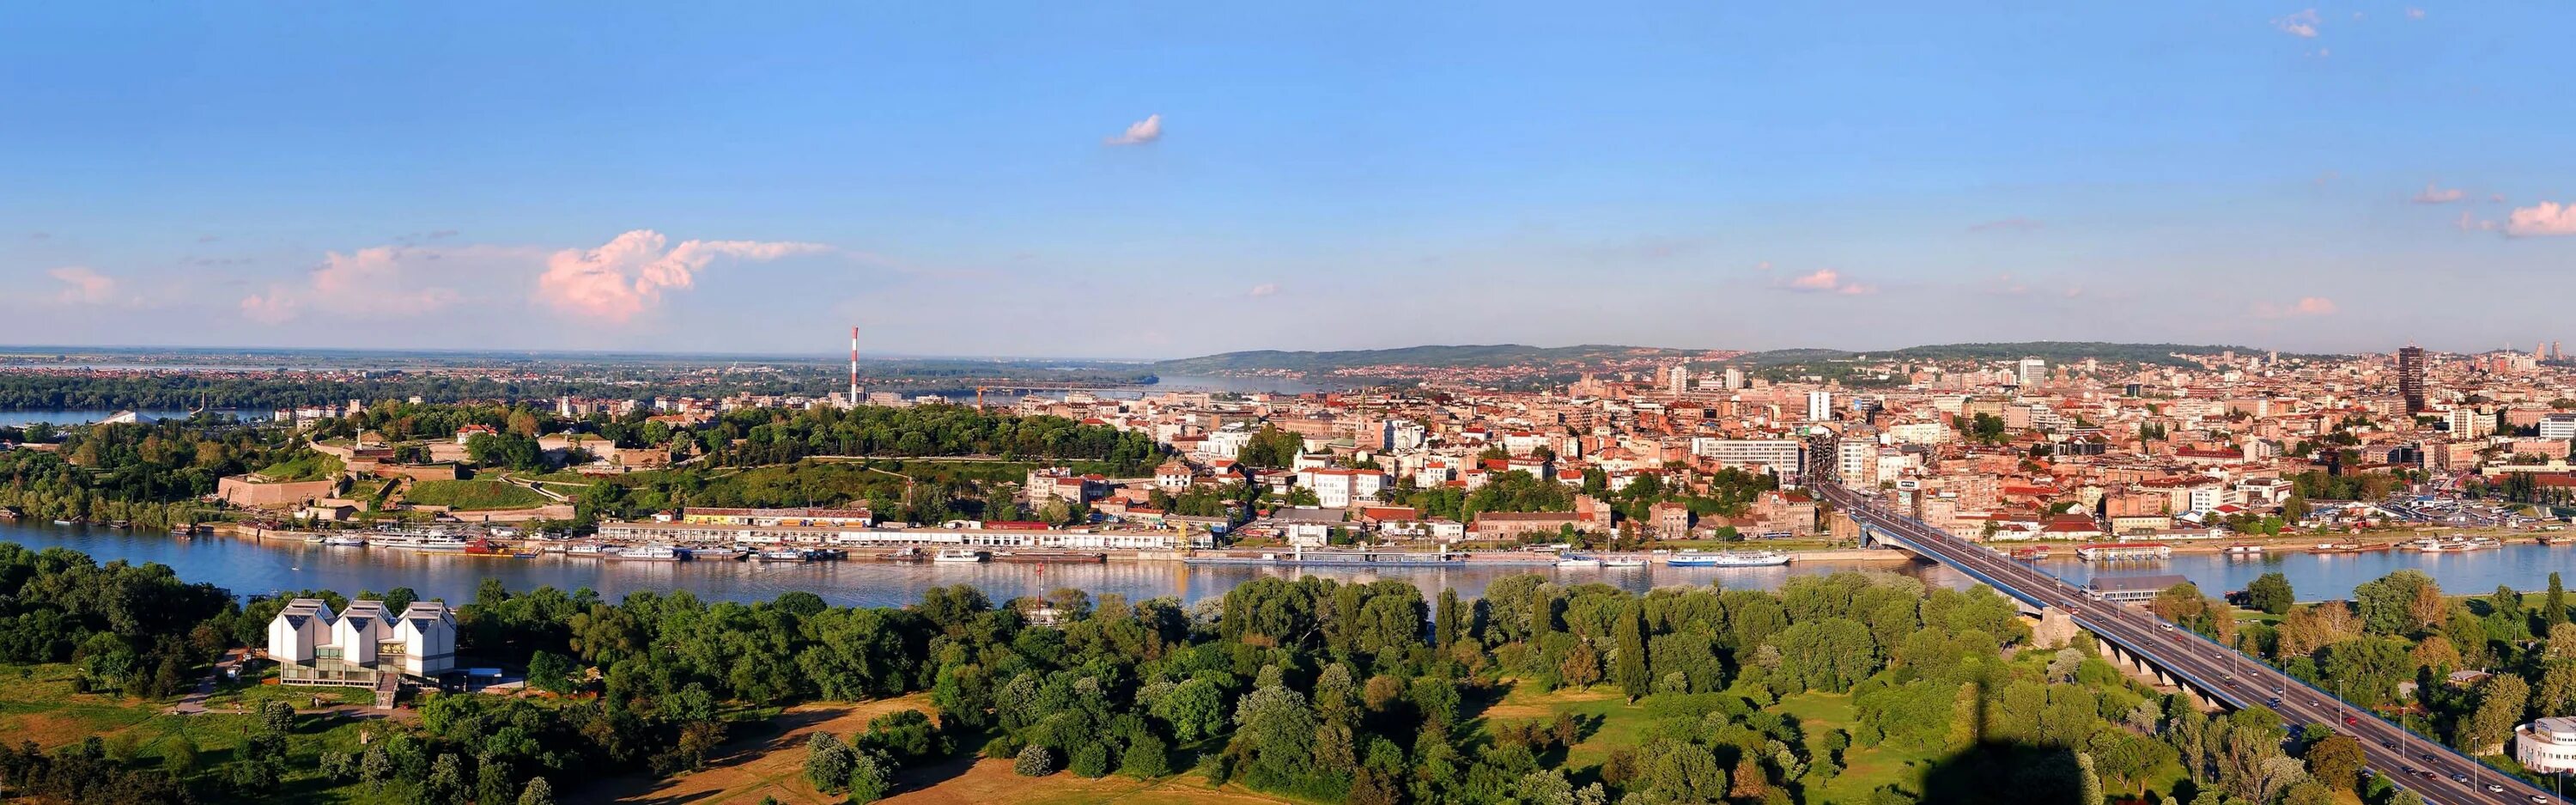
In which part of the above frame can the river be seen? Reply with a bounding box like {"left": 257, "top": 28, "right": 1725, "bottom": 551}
{"left": 3, "top": 519, "right": 2569, "bottom": 607}
{"left": 0, "top": 520, "right": 1959, "bottom": 607}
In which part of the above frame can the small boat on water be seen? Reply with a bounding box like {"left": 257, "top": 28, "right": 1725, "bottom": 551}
{"left": 608, "top": 545, "right": 687, "bottom": 562}
{"left": 302, "top": 534, "right": 328, "bottom": 544}
{"left": 880, "top": 546, "right": 928, "bottom": 562}
{"left": 51, "top": 519, "right": 76, "bottom": 527}
{"left": 464, "top": 538, "right": 513, "bottom": 556}
{"left": 2406, "top": 535, "right": 2499, "bottom": 552}
{"left": 758, "top": 548, "right": 813, "bottom": 562}
{"left": 993, "top": 551, "right": 1106, "bottom": 564}
{"left": 2075, "top": 542, "right": 2172, "bottom": 562}
{"left": 1555, "top": 554, "right": 1603, "bottom": 568}
{"left": 1668, "top": 550, "right": 1792, "bottom": 568}
{"left": 932, "top": 548, "right": 987, "bottom": 564}
{"left": 2223, "top": 544, "right": 2265, "bottom": 555}
{"left": 324, "top": 534, "right": 368, "bottom": 547}
{"left": 107, "top": 520, "right": 131, "bottom": 529}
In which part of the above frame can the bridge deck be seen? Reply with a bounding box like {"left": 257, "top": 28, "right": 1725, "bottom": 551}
{"left": 1821, "top": 483, "right": 2560, "bottom": 805}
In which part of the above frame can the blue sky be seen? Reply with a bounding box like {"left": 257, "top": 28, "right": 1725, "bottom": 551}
{"left": 3, "top": 3, "right": 2571, "bottom": 358}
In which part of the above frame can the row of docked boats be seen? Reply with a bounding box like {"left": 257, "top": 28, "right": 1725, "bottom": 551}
{"left": 1558, "top": 550, "right": 1794, "bottom": 568}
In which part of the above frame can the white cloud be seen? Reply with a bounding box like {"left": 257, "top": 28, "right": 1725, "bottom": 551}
{"left": 2406, "top": 7, "right": 2425, "bottom": 19}
{"left": 2506, "top": 202, "right": 2576, "bottom": 237}
{"left": 1248, "top": 283, "right": 1279, "bottom": 297}
{"left": 1104, "top": 114, "right": 1163, "bottom": 146}
{"left": 537, "top": 229, "right": 828, "bottom": 322}
{"left": 2411, "top": 182, "right": 2465, "bottom": 204}
{"left": 48, "top": 266, "right": 118, "bottom": 305}
{"left": 2273, "top": 8, "right": 2321, "bottom": 37}
{"left": 2457, "top": 212, "right": 2498, "bottom": 232}
{"left": 239, "top": 245, "right": 465, "bottom": 324}
{"left": 1781, "top": 268, "right": 1876, "bottom": 296}
{"left": 2252, "top": 296, "right": 2338, "bottom": 318}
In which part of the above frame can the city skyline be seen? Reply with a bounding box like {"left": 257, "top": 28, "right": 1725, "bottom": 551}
{"left": 6, "top": 3, "right": 2574, "bottom": 357}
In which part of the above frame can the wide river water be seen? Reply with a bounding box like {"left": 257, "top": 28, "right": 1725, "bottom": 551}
{"left": 7, "top": 520, "right": 2576, "bottom": 608}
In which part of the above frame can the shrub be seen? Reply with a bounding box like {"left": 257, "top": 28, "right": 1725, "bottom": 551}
{"left": 1013, "top": 744, "right": 1054, "bottom": 777}
{"left": 848, "top": 751, "right": 891, "bottom": 802}
{"left": 804, "top": 733, "right": 855, "bottom": 794}
{"left": 1120, "top": 735, "right": 1170, "bottom": 778}
{"left": 1070, "top": 743, "right": 1110, "bottom": 778}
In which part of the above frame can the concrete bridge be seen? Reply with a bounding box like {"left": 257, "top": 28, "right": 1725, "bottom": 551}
{"left": 1820, "top": 483, "right": 2558, "bottom": 804}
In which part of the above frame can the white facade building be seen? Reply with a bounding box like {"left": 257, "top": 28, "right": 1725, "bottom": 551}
{"left": 2518, "top": 717, "right": 2576, "bottom": 773}
{"left": 266, "top": 598, "right": 457, "bottom": 685}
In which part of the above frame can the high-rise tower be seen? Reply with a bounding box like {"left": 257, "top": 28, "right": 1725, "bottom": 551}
{"left": 2397, "top": 345, "right": 2426, "bottom": 414}
{"left": 848, "top": 326, "right": 861, "bottom": 407}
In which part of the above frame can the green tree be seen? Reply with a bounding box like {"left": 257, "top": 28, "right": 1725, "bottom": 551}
{"left": 805, "top": 733, "right": 856, "bottom": 793}
{"left": 517, "top": 777, "right": 558, "bottom": 805}
{"left": 2302, "top": 733, "right": 2364, "bottom": 790}
{"left": 2246, "top": 572, "right": 2295, "bottom": 615}
{"left": 1613, "top": 601, "right": 1651, "bottom": 701}
{"left": 2549, "top": 572, "right": 2569, "bottom": 631}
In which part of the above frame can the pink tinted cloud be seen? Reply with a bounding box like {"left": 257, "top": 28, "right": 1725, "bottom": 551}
{"left": 239, "top": 246, "right": 461, "bottom": 323}
{"left": 1782, "top": 268, "right": 1876, "bottom": 296}
{"left": 537, "top": 229, "right": 828, "bottom": 322}
{"left": 2273, "top": 9, "right": 2321, "bottom": 37}
{"left": 1104, "top": 114, "right": 1163, "bottom": 146}
{"left": 2253, "top": 296, "right": 2338, "bottom": 319}
{"left": 2506, "top": 202, "right": 2576, "bottom": 236}
{"left": 48, "top": 266, "right": 119, "bottom": 305}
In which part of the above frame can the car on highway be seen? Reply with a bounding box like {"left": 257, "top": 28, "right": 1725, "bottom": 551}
{"left": 2451, "top": 772, "right": 2470, "bottom": 783}
{"left": 2345, "top": 716, "right": 2360, "bottom": 726}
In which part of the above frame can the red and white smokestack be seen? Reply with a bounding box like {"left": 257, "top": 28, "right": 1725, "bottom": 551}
{"left": 848, "top": 326, "right": 860, "bottom": 406}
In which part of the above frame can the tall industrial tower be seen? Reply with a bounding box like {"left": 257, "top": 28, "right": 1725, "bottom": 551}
{"left": 848, "top": 326, "right": 861, "bottom": 408}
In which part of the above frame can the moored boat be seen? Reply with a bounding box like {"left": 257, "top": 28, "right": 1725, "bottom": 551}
{"left": 1555, "top": 554, "right": 1603, "bottom": 568}
{"left": 2075, "top": 542, "right": 2172, "bottom": 562}
{"left": 608, "top": 545, "right": 687, "bottom": 561}
{"left": 932, "top": 548, "right": 987, "bottom": 564}
{"left": 1668, "top": 550, "right": 1791, "bottom": 568}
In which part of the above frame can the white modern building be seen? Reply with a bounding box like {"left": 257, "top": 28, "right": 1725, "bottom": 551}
{"left": 266, "top": 598, "right": 457, "bottom": 686}
{"left": 2542, "top": 413, "right": 2576, "bottom": 442}
{"left": 2518, "top": 717, "right": 2576, "bottom": 773}
{"left": 2016, "top": 357, "right": 2047, "bottom": 387}
{"left": 1806, "top": 391, "right": 1833, "bottom": 422}
{"left": 1689, "top": 438, "right": 1805, "bottom": 475}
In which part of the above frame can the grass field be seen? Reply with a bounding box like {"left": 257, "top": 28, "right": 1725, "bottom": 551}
{"left": 0, "top": 663, "right": 380, "bottom": 804}
{"left": 255, "top": 452, "right": 345, "bottom": 483}
{"left": 404, "top": 479, "right": 548, "bottom": 510}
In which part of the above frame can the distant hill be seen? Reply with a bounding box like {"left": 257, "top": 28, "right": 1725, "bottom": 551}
{"left": 1741, "top": 341, "right": 2269, "bottom": 369}
{"left": 1160, "top": 340, "right": 2274, "bottom": 376}
{"left": 1151, "top": 344, "right": 1722, "bottom": 375}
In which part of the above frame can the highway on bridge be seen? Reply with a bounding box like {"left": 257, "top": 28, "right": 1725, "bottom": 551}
{"left": 1818, "top": 484, "right": 2561, "bottom": 805}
